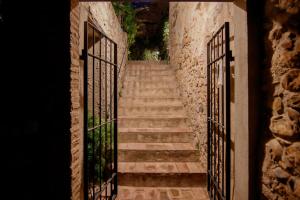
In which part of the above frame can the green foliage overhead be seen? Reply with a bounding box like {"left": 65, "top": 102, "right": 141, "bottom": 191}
{"left": 112, "top": 1, "right": 138, "bottom": 47}
{"left": 161, "top": 20, "right": 169, "bottom": 60}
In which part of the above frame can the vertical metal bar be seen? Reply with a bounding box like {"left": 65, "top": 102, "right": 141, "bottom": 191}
{"left": 110, "top": 40, "right": 113, "bottom": 200}
{"left": 210, "top": 39, "right": 213, "bottom": 198}
{"left": 83, "top": 21, "right": 89, "bottom": 200}
{"left": 207, "top": 42, "right": 211, "bottom": 194}
{"left": 113, "top": 42, "right": 118, "bottom": 196}
{"left": 92, "top": 27, "right": 95, "bottom": 200}
{"left": 217, "top": 29, "right": 220, "bottom": 200}
{"left": 99, "top": 33, "right": 102, "bottom": 200}
{"left": 213, "top": 36, "right": 217, "bottom": 200}
{"left": 221, "top": 28, "right": 225, "bottom": 198}
{"left": 105, "top": 37, "right": 108, "bottom": 200}
{"left": 210, "top": 38, "right": 213, "bottom": 200}
{"left": 224, "top": 22, "right": 231, "bottom": 200}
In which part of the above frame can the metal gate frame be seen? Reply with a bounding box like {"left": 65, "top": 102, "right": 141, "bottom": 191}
{"left": 82, "top": 21, "right": 118, "bottom": 200}
{"left": 207, "top": 22, "right": 233, "bottom": 200}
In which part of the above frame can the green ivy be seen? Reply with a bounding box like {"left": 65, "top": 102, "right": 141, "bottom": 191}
{"left": 112, "top": 1, "right": 138, "bottom": 48}
{"left": 87, "top": 113, "right": 114, "bottom": 183}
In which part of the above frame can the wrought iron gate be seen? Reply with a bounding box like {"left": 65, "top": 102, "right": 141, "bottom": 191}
{"left": 207, "top": 22, "right": 233, "bottom": 200}
{"left": 82, "top": 21, "right": 118, "bottom": 200}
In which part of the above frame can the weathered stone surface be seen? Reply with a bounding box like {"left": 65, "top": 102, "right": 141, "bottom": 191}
{"left": 273, "top": 167, "right": 291, "bottom": 180}
{"left": 282, "top": 69, "right": 300, "bottom": 92}
{"left": 285, "top": 142, "right": 300, "bottom": 174}
{"left": 270, "top": 115, "right": 300, "bottom": 138}
{"left": 266, "top": 139, "right": 283, "bottom": 162}
{"left": 287, "top": 107, "right": 300, "bottom": 121}
{"left": 169, "top": 2, "right": 234, "bottom": 165}
{"left": 273, "top": 83, "right": 285, "bottom": 97}
{"left": 287, "top": 94, "right": 300, "bottom": 110}
{"left": 273, "top": 97, "right": 284, "bottom": 114}
{"left": 272, "top": 0, "right": 300, "bottom": 15}
{"left": 263, "top": 0, "right": 300, "bottom": 199}
{"left": 287, "top": 176, "right": 300, "bottom": 198}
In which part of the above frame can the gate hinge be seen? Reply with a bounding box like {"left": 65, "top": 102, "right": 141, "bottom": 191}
{"left": 229, "top": 50, "right": 234, "bottom": 62}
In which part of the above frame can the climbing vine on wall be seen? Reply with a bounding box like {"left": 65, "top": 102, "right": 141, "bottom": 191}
{"left": 112, "top": 1, "right": 138, "bottom": 49}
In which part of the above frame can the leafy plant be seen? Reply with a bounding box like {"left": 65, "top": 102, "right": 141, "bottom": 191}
{"left": 143, "top": 49, "right": 159, "bottom": 61}
{"left": 112, "top": 1, "right": 138, "bottom": 48}
{"left": 162, "top": 20, "right": 169, "bottom": 59}
{"left": 87, "top": 113, "right": 114, "bottom": 184}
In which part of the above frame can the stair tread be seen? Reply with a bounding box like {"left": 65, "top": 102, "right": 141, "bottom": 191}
{"left": 122, "top": 96, "right": 180, "bottom": 98}
{"left": 119, "top": 127, "right": 193, "bottom": 133}
{"left": 119, "top": 143, "right": 195, "bottom": 150}
{"left": 118, "top": 162, "right": 205, "bottom": 174}
{"left": 119, "top": 115, "right": 188, "bottom": 119}
{"left": 119, "top": 104, "right": 183, "bottom": 108}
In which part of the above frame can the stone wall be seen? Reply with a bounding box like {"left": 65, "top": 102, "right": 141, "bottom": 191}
{"left": 80, "top": 2, "right": 128, "bottom": 88}
{"left": 169, "top": 2, "right": 234, "bottom": 166}
{"left": 261, "top": 1, "right": 300, "bottom": 199}
{"left": 70, "top": 0, "right": 82, "bottom": 199}
{"left": 80, "top": 2, "right": 128, "bottom": 116}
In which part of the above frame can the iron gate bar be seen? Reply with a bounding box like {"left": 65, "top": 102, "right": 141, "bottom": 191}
{"left": 92, "top": 26, "right": 95, "bottom": 198}
{"left": 99, "top": 31, "right": 102, "bottom": 199}
{"left": 83, "top": 21, "right": 118, "bottom": 200}
{"left": 105, "top": 36, "right": 108, "bottom": 199}
{"left": 84, "top": 21, "right": 89, "bottom": 200}
{"left": 87, "top": 53, "right": 117, "bottom": 67}
{"left": 113, "top": 42, "right": 118, "bottom": 197}
{"left": 207, "top": 22, "right": 231, "bottom": 200}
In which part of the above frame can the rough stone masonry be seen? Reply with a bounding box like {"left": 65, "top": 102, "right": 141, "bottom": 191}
{"left": 169, "top": 1, "right": 234, "bottom": 169}
{"left": 262, "top": 1, "right": 300, "bottom": 199}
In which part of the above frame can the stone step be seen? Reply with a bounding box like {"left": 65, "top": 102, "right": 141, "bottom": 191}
{"left": 118, "top": 162, "right": 206, "bottom": 187}
{"left": 119, "top": 127, "right": 193, "bottom": 143}
{"left": 122, "top": 87, "right": 180, "bottom": 97}
{"left": 116, "top": 186, "right": 209, "bottom": 200}
{"left": 119, "top": 97, "right": 183, "bottom": 107}
{"left": 121, "top": 93, "right": 180, "bottom": 98}
{"left": 124, "top": 75, "right": 176, "bottom": 82}
{"left": 127, "top": 63, "right": 170, "bottom": 70}
{"left": 119, "top": 105, "right": 185, "bottom": 116}
{"left": 118, "top": 116, "right": 189, "bottom": 128}
{"left": 123, "top": 80, "right": 178, "bottom": 89}
{"left": 126, "top": 70, "right": 174, "bottom": 76}
{"left": 118, "top": 143, "right": 200, "bottom": 162}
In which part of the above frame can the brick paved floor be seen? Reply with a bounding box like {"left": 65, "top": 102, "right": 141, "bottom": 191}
{"left": 116, "top": 186, "right": 209, "bottom": 200}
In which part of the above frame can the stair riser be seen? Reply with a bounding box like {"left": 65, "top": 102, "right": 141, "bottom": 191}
{"left": 119, "top": 118, "right": 189, "bottom": 128}
{"left": 126, "top": 70, "right": 174, "bottom": 76}
{"left": 118, "top": 173, "right": 206, "bottom": 187}
{"left": 118, "top": 150, "right": 200, "bottom": 162}
{"left": 119, "top": 132, "right": 193, "bottom": 143}
{"left": 123, "top": 82, "right": 177, "bottom": 89}
{"left": 122, "top": 91, "right": 179, "bottom": 97}
{"left": 127, "top": 65, "right": 171, "bottom": 71}
{"left": 119, "top": 107, "right": 185, "bottom": 116}
{"left": 120, "top": 98, "right": 182, "bottom": 107}
{"left": 124, "top": 76, "right": 176, "bottom": 82}
{"left": 122, "top": 88, "right": 179, "bottom": 95}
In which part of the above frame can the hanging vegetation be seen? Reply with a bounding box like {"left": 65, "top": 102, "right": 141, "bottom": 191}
{"left": 112, "top": 1, "right": 138, "bottom": 48}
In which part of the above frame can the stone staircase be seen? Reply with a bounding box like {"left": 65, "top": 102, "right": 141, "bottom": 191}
{"left": 117, "top": 61, "right": 208, "bottom": 200}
